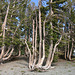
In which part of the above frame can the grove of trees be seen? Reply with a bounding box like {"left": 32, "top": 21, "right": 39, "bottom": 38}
{"left": 0, "top": 0, "right": 75, "bottom": 71}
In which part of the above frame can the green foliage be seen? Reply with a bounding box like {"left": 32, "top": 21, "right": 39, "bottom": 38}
{"left": 53, "top": 54, "right": 59, "bottom": 62}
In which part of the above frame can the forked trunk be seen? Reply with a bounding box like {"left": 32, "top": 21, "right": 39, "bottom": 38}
{"left": 44, "top": 42, "right": 53, "bottom": 68}
{"left": 35, "top": 19, "right": 46, "bottom": 68}
{"left": 43, "top": 35, "right": 62, "bottom": 70}
{"left": 44, "top": 0, "right": 53, "bottom": 68}
{"left": 33, "top": 13, "right": 38, "bottom": 66}
{"left": 38, "top": 19, "right": 46, "bottom": 67}
{"left": 25, "top": 39, "right": 32, "bottom": 69}
{"left": 31, "top": 19, "right": 35, "bottom": 69}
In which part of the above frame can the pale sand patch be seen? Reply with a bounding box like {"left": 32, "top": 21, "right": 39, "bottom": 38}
{"left": 0, "top": 59, "right": 75, "bottom": 75}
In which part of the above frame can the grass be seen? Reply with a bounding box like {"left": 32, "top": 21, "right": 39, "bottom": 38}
{"left": 0, "top": 70, "right": 2, "bottom": 72}
{"left": 73, "top": 61, "right": 75, "bottom": 63}
{"left": 20, "top": 66, "right": 25, "bottom": 68}
{"left": 72, "top": 65, "right": 75, "bottom": 66}
{"left": 67, "top": 62, "right": 71, "bottom": 64}
{"left": 21, "top": 71, "right": 26, "bottom": 75}
{"left": 11, "top": 68, "right": 13, "bottom": 70}
{"left": 13, "top": 65, "right": 18, "bottom": 67}
{"left": 65, "top": 66, "right": 67, "bottom": 69}
{"left": 21, "top": 71, "right": 26, "bottom": 73}
{"left": 68, "top": 70, "right": 71, "bottom": 72}
{"left": 65, "top": 64, "right": 68, "bottom": 66}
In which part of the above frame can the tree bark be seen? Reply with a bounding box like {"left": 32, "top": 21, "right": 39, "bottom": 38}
{"left": 24, "top": 38, "right": 32, "bottom": 69}
{"left": 38, "top": 0, "right": 42, "bottom": 64}
{"left": 65, "top": 46, "right": 67, "bottom": 59}
{"left": 43, "top": 0, "right": 53, "bottom": 68}
{"left": 0, "top": 4, "right": 9, "bottom": 59}
{"left": 42, "top": 35, "right": 62, "bottom": 70}
{"left": 69, "top": 38, "right": 74, "bottom": 60}
{"left": 2, "top": 47, "right": 14, "bottom": 61}
{"left": 3, "top": 46, "right": 11, "bottom": 58}
{"left": 67, "top": 42, "right": 70, "bottom": 59}
{"left": 38, "top": 19, "right": 46, "bottom": 67}
{"left": 18, "top": 45, "right": 21, "bottom": 56}
{"left": 31, "top": 19, "right": 35, "bottom": 69}
{"left": 33, "top": 13, "right": 38, "bottom": 67}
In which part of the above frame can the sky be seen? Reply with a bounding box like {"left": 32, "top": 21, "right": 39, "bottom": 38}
{"left": 31, "top": 0, "right": 38, "bottom": 6}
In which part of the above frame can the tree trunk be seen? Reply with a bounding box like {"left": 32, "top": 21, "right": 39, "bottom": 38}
{"left": 67, "top": 42, "right": 69, "bottom": 59}
{"left": 65, "top": 46, "right": 67, "bottom": 59}
{"left": 31, "top": 19, "right": 35, "bottom": 69}
{"left": 2, "top": 47, "right": 14, "bottom": 61}
{"left": 3, "top": 46, "right": 11, "bottom": 58}
{"left": 28, "top": 28, "right": 30, "bottom": 42}
{"left": 24, "top": 39, "right": 32, "bottom": 69}
{"left": 43, "top": 35, "right": 62, "bottom": 70}
{"left": 38, "top": 0, "right": 42, "bottom": 64}
{"left": 33, "top": 13, "right": 38, "bottom": 67}
{"left": 50, "top": 36, "right": 62, "bottom": 65}
{"left": 69, "top": 38, "right": 74, "bottom": 60}
{"left": 43, "top": 0, "right": 53, "bottom": 68}
{"left": 25, "top": 30, "right": 28, "bottom": 56}
{"left": 18, "top": 45, "right": 21, "bottom": 56}
{"left": 38, "top": 19, "right": 46, "bottom": 67}
{"left": 0, "top": 4, "right": 9, "bottom": 59}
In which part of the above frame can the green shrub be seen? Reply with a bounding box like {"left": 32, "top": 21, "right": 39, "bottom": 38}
{"left": 53, "top": 55, "right": 59, "bottom": 62}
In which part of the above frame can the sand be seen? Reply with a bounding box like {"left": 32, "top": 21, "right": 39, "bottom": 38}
{"left": 0, "top": 58, "right": 75, "bottom": 75}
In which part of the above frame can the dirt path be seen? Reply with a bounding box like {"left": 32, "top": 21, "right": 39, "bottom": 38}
{"left": 0, "top": 59, "right": 75, "bottom": 75}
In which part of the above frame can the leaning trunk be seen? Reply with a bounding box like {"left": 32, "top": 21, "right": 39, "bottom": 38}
{"left": 2, "top": 47, "right": 14, "bottom": 61}
{"left": 0, "top": 5, "right": 9, "bottom": 59}
{"left": 44, "top": 0, "right": 53, "bottom": 68}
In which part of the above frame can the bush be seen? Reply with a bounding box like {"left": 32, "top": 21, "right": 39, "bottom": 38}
{"left": 53, "top": 55, "right": 59, "bottom": 62}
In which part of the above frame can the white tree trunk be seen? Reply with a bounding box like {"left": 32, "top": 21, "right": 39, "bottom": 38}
{"left": 2, "top": 47, "right": 14, "bottom": 61}
{"left": 0, "top": 4, "right": 9, "bottom": 59}
{"left": 43, "top": 0, "right": 53, "bottom": 68}
{"left": 38, "top": 0, "right": 42, "bottom": 64}
{"left": 33, "top": 13, "right": 38, "bottom": 67}
{"left": 42, "top": 35, "right": 62, "bottom": 70}
{"left": 3, "top": 46, "right": 11, "bottom": 58}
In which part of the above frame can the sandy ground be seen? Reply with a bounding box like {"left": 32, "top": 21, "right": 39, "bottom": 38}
{"left": 0, "top": 58, "right": 75, "bottom": 75}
